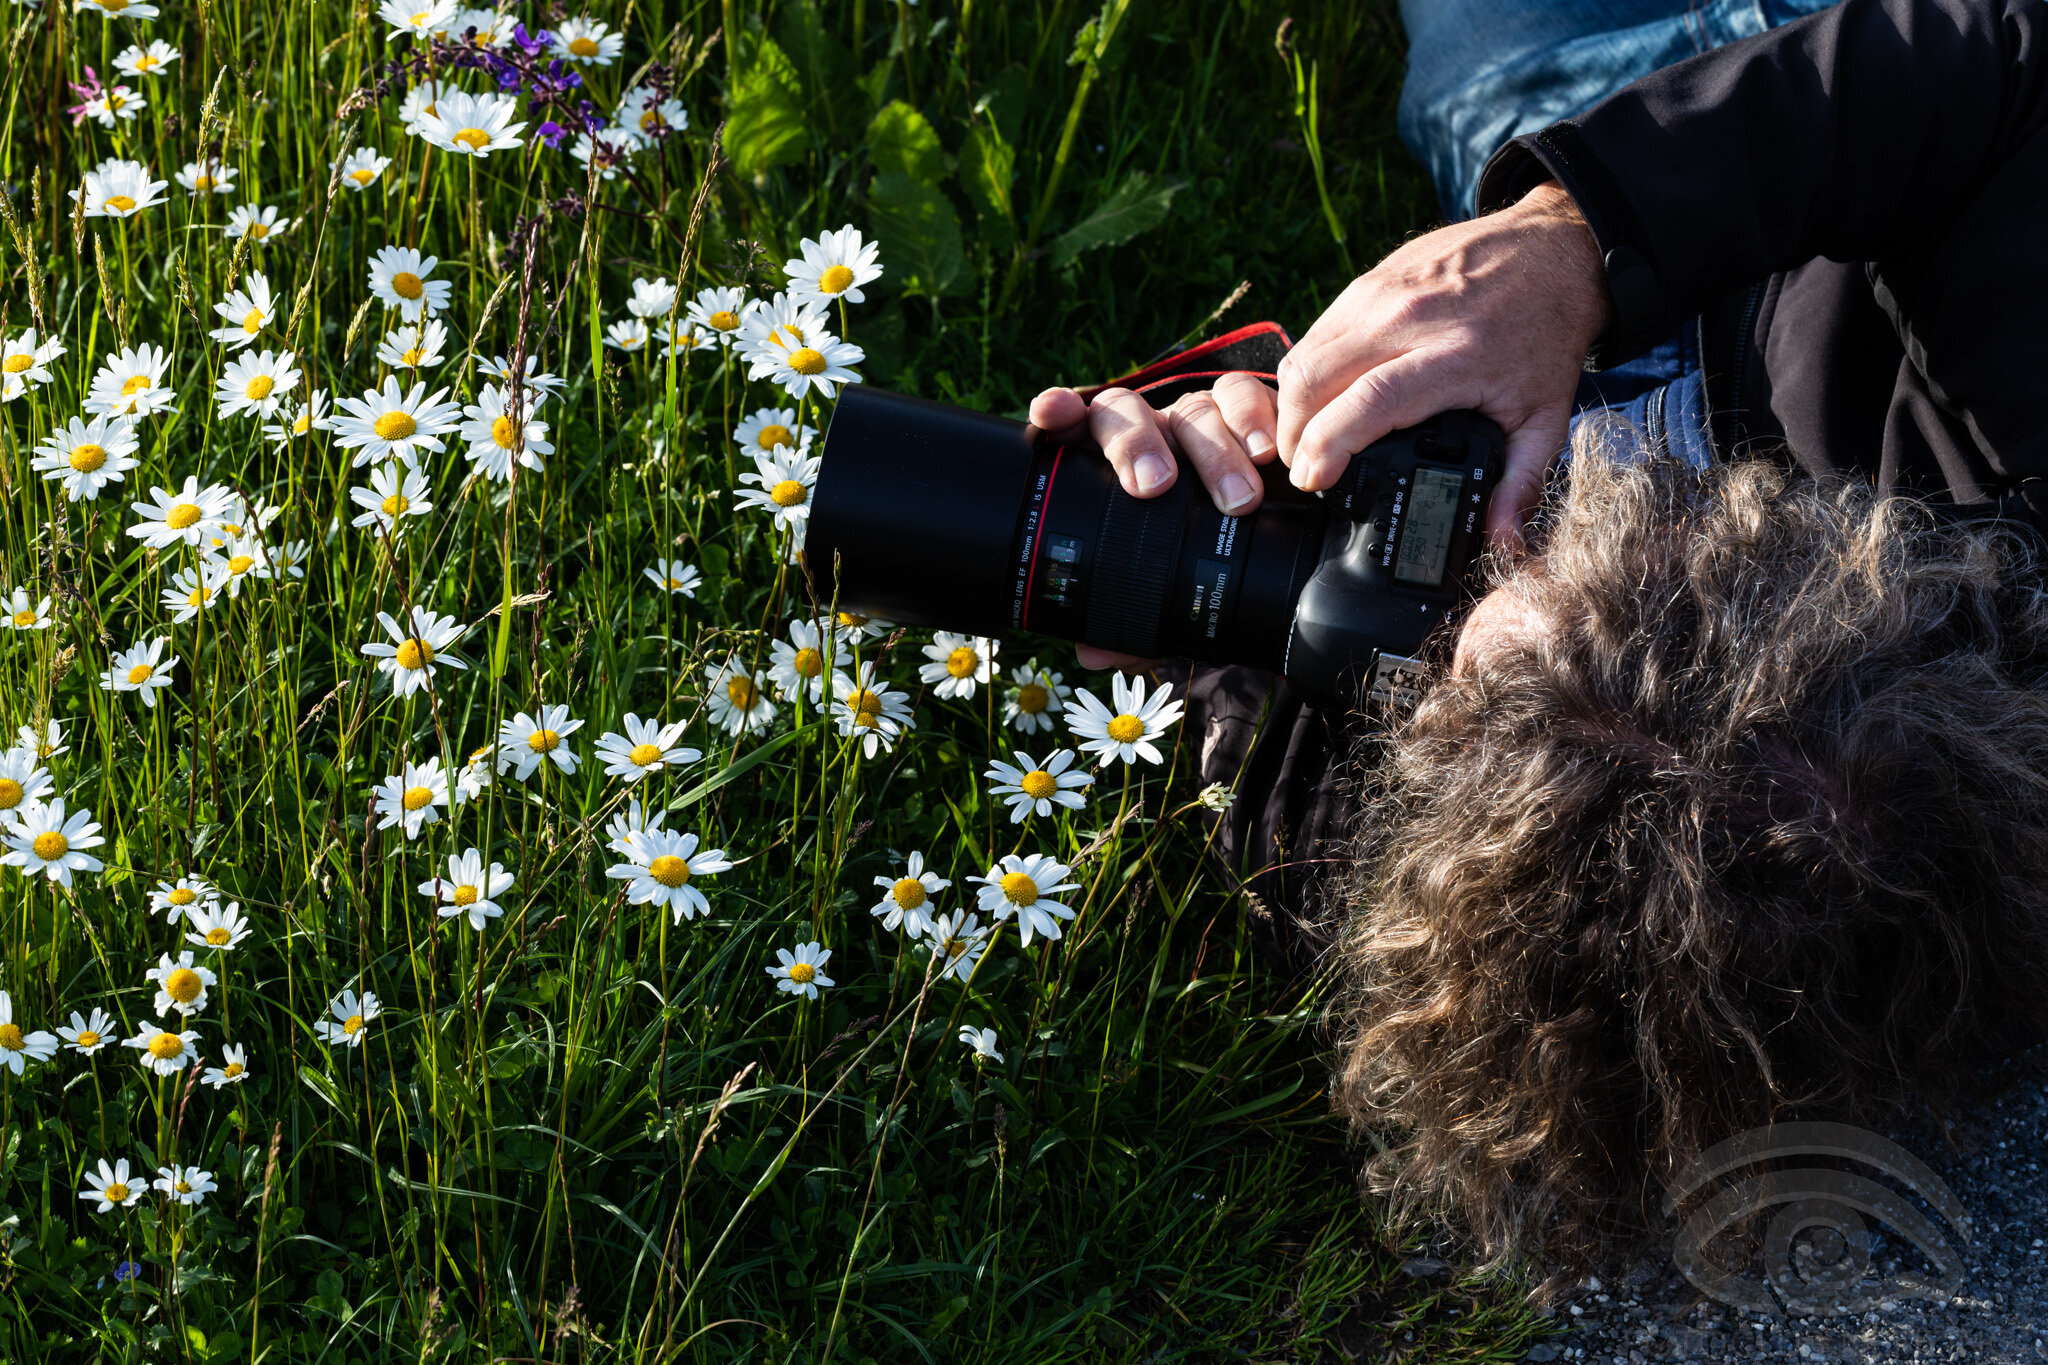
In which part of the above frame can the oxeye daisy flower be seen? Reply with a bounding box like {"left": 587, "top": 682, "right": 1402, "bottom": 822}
{"left": 373, "top": 757, "right": 453, "bottom": 839}
{"left": 959, "top": 1026, "right": 1003, "bottom": 1064}
{"left": 315, "top": 989, "right": 380, "bottom": 1048}
{"left": 733, "top": 407, "right": 813, "bottom": 459}
{"left": 377, "top": 0, "right": 456, "bottom": 36}
{"left": 1004, "top": 661, "right": 1073, "bottom": 734}
{"left": 478, "top": 353, "right": 564, "bottom": 408}
{"left": 919, "top": 631, "right": 998, "bottom": 700}
{"left": 871, "top": 850, "right": 947, "bottom": 936}
{"left": 766, "top": 942, "right": 834, "bottom": 1000}
{"left": 79, "top": 0, "right": 160, "bottom": 16}
{"left": 207, "top": 272, "right": 279, "bottom": 351}
{"left": 704, "top": 658, "right": 777, "bottom": 736}
{"left": 592, "top": 713, "right": 699, "bottom": 782}
{"left": 80, "top": 1159, "right": 144, "bottom": 1215}
{"left": 418, "top": 847, "right": 514, "bottom": 931}
{"left": 450, "top": 6, "right": 513, "bottom": 45}
{"left": 374, "top": 319, "right": 448, "bottom": 371}
{"left": 361, "top": 607, "right": 469, "bottom": 697}
{"left": 604, "top": 318, "right": 650, "bottom": 353}
{"left": 148, "top": 875, "right": 218, "bottom": 921}
{"left": 262, "top": 389, "right": 334, "bottom": 446}
{"left": 0, "top": 991, "right": 57, "bottom": 1073}
{"left": 214, "top": 349, "right": 300, "bottom": 419}
{"left": 224, "top": 203, "right": 290, "bottom": 243}
{"left": 123, "top": 1018, "right": 199, "bottom": 1075}
{"left": 570, "top": 131, "right": 628, "bottom": 181}
{"left": 684, "top": 286, "right": 756, "bottom": 348}
{"left": 459, "top": 384, "right": 552, "bottom": 481}
{"left": 1, "top": 327, "right": 65, "bottom": 388}
{"left": 32, "top": 414, "right": 140, "bottom": 501}
{"left": 153, "top": 1164, "right": 216, "bottom": 1207}
{"left": 148, "top": 951, "right": 215, "bottom": 1017}
{"left": 84, "top": 342, "right": 176, "bottom": 417}
{"left": 113, "top": 39, "right": 178, "bottom": 76}
{"left": 161, "top": 562, "right": 228, "bottom": 624}
{"left": 455, "top": 744, "right": 494, "bottom": 802}
{"left": 603, "top": 796, "right": 667, "bottom": 859}
{"left": 767, "top": 617, "right": 832, "bottom": 704}
{"left": 2, "top": 798, "right": 104, "bottom": 885}
{"left": 18, "top": 721, "right": 66, "bottom": 762}
{"left": 100, "top": 638, "right": 177, "bottom": 709}
{"left": 335, "top": 147, "right": 393, "bottom": 191}
{"left": 126, "top": 478, "right": 234, "bottom": 550}
{"left": 830, "top": 611, "right": 895, "bottom": 648}
{"left": 496, "top": 703, "right": 583, "bottom": 780}
{"left": 367, "top": 245, "right": 452, "bottom": 320}
{"left": 333, "top": 376, "right": 462, "bottom": 468}
{"left": 970, "top": 852, "right": 1081, "bottom": 947}
{"left": 79, "top": 83, "right": 146, "bottom": 127}
{"left": 175, "top": 158, "right": 234, "bottom": 195}
{"left": 617, "top": 85, "right": 687, "bottom": 143}
{"left": 643, "top": 560, "right": 700, "bottom": 597}
{"left": 984, "top": 748, "right": 1094, "bottom": 823}
{"left": 1, "top": 588, "right": 51, "bottom": 632}
{"left": 398, "top": 80, "right": 451, "bottom": 137}
{"left": 203, "top": 535, "right": 271, "bottom": 595}
{"left": 57, "top": 1006, "right": 116, "bottom": 1055}
{"left": 419, "top": 88, "right": 526, "bottom": 156}
{"left": 1066, "top": 672, "right": 1186, "bottom": 767}
{"left": 184, "top": 901, "right": 252, "bottom": 950}
{"left": 201, "top": 1042, "right": 250, "bottom": 1087}
{"left": 733, "top": 447, "right": 821, "bottom": 537}
{"left": 0, "top": 749, "right": 54, "bottom": 818}
{"left": 271, "top": 540, "right": 311, "bottom": 579}
{"left": 605, "top": 829, "right": 732, "bottom": 923}
{"left": 350, "top": 464, "right": 433, "bottom": 534}
{"left": 70, "top": 157, "right": 167, "bottom": 218}
{"left": 784, "top": 226, "right": 884, "bottom": 308}
{"left": 625, "top": 276, "right": 679, "bottom": 320}
{"left": 926, "top": 910, "right": 992, "bottom": 983}
{"left": 739, "top": 297, "right": 863, "bottom": 400}
{"left": 831, "top": 663, "right": 916, "bottom": 758}
{"left": 553, "top": 15, "right": 622, "bottom": 62}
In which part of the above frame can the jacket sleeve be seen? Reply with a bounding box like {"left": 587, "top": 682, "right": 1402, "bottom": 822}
{"left": 1475, "top": 0, "right": 2048, "bottom": 368}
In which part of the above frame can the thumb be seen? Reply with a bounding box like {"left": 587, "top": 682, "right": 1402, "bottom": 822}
{"left": 1483, "top": 412, "right": 1570, "bottom": 551}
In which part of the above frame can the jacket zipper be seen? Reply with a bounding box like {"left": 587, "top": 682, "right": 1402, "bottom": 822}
{"left": 1723, "top": 280, "right": 1766, "bottom": 456}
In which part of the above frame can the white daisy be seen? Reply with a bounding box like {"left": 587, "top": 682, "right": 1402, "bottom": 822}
{"left": 458, "top": 383, "right": 553, "bottom": 481}
{"left": 113, "top": 39, "right": 180, "bottom": 76}
{"left": 418, "top": 847, "right": 514, "bottom": 931}
{"left": 569, "top": 131, "right": 628, "bottom": 181}
{"left": 100, "top": 637, "right": 178, "bottom": 709}
{"left": 262, "top": 389, "right": 335, "bottom": 446}
{"left": 871, "top": 850, "right": 947, "bottom": 936}
{"left": 970, "top": 852, "right": 1081, "bottom": 947}
{"left": 79, "top": 0, "right": 161, "bottom": 17}
{"left": 733, "top": 406, "right": 814, "bottom": 458}
{"left": 83, "top": 342, "right": 177, "bottom": 417}
{"left": 449, "top": 6, "right": 513, "bottom": 44}
{"left": 831, "top": 663, "right": 915, "bottom": 758}
{"left": 919, "top": 631, "right": 998, "bottom": 700}
{"left": 335, "top": 147, "right": 392, "bottom": 192}
{"left": 0, "top": 990, "right": 57, "bottom": 1073}
{"left": 79, "top": 1159, "right": 145, "bottom": 1214}
{"left": 374, "top": 319, "right": 449, "bottom": 370}
{"left": 739, "top": 296, "right": 863, "bottom": 400}
{"left": 704, "top": 657, "right": 777, "bottom": 735}
{"left": 477, "top": 353, "right": 565, "bottom": 408}
{"left": 153, "top": 1164, "right": 216, "bottom": 1206}
{"left": 361, "top": 606, "right": 469, "bottom": 698}
{"left": 70, "top": 157, "right": 168, "bottom": 218}
{"left": 56, "top": 1006, "right": 117, "bottom": 1055}
{"left": 161, "top": 562, "right": 228, "bottom": 624}
{"left": 201, "top": 535, "right": 270, "bottom": 595}
{"left": 605, "top": 828, "right": 733, "bottom": 923}
{"left": 0, "top": 749, "right": 54, "bottom": 817}
{"left": 766, "top": 942, "right": 834, "bottom": 1000}
{"left": 592, "top": 713, "right": 699, "bottom": 782}
{"left": 184, "top": 901, "right": 253, "bottom": 950}
{"left": 553, "top": 16, "right": 623, "bottom": 63}
{"left": 958, "top": 1026, "right": 1003, "bottom": 1064}
{"left": 1, "top": 587, "right": 51, "bottom": 631}
{"left": 314, "top": 988, "right": 380, "bottom": 1048}
{"left": 214, "top": 349, "right": 300, "bottom": 419}
{"left": 603, "top": 796, "right": 666, "bottom": 859}
{"left": 147, "top": 951, "right": 216, "bottom": 1016}
{"left": 367, "top": 245, "right": 452, "bottom": 320}
{"left": 925, "top": 910, "right": 992, "bottom": 983}
{"left": 350, "top": 464, "right": 434, "bottom": 534}
{"left": 455, "top": 743, "right": 494, "bottom": 802}
{"left": 397, "top": 79, "right": 451, "bottom": 138}
{"left": 617, "top": 85, "right": 687, "bottom": 143}
{"left": 374, "top": 757, "right": 455, "bottom": 839}
{"left": 984, "top": 748, "right": 1093, "bottom": 823}
{"left": 377, "top": 0, "right": 456, "bottom": 36}
{"left": 126, "top": 478, "right": 235, "bottom": 549}
{"left": 418, "top": 88, "right": 526, "bottom": 156}
{"left": 604, "top": 318, "right": 650, "bottom": 353}
{"left": 18, "top": 721, "right": 66, "bottom": 761}
{"left": 625, "top": 276, "right": 678, "bottom": 320}
{"left": 1, "top": 798, "right": 104, "bottom": 886}
{"left": 1003, "top": 661, "right": 1073, "bottom": 734}
{"left": 332, "top": 376, "right": 463, "bottom": 468}
{"left": 201, "top": 1041, "right": 252, "bottom": 1087}
{"left": 496, "top": 703, "right": 583, "bottom": 780}
{"left": 732, "top": 446, "right": 821, "bottom": 536}
{"left": 0, "top": 327, "right": 65, "bottom": 387}
{"left": 31, "top": 414, "right": 140, "bottom": 501}
{"left": 271, "top": 539, "right": 312, "bottom": 579}
{"left": 767, "top": 617, "right": 832, "bottom": 704}
{"left": 684, "top": 285, "right": 756, "bottom": 349}
{"left": 830, "top": 611, "right": 896, "bottom": 647}
{"left": 207, "top": 271, "right": 279, "bottom": 351}
{"left": 1066, "top": 672, "right": 1186, "bottom": 767}
{"left": 79, "top": 83, "right": 146, "bottom": 128}
{"left": 148, "top": 874, "right": 219, "bottom": 921}
{"left": 224, "top": 203, "right": 290, "bottom": 243}
{"left": 643, "top": 560, "right": 700, "bottom": 597}
{"left": 783, "top": 225, "right": 884, "bottom": 308}
{"left": 175, "top": 158, "right": 235, "bottom": 195}
{"left": 123, "top": 1018, "right": 200, "bottom": 1075}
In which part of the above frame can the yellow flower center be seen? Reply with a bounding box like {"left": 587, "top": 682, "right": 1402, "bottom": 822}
{"left": 648, "top": 854, "right": 690, "bottom": 888}
{"left": 244, "top": 375, "right": 275, "bottom": 401}
{"left": 242, "top": 308, "right": 264, "bottom": 334}
{"left": 107, "top": 93, "right": 126, "bottom": 110}
{"left": 248, "top": 222, "right": 269, "bottom": 239}
{"left": 32, "top": 831, "right": 67, "bottom": 860}
{"left": 640, "top": 110, "right": 665, "bottom": 132}
{"left": 1017, "top": 683, "right": 1051, "bottom": 714}
{"left": 228, "top": 555, "right": 255, "bottom": 575}
{"left": 126, "top": 664, "right": 153, "bottom": 685}
{"left": 818, "top": 264, "right": 855, "bottom": 294}
{"left": 0, "top": 1024, "right": 21, "bottom": 1051}
{"left": 351, "top": 168, "right": 375, "bottom": 185}
{"left": 294, "top": 412, "right": 312, "bottom": 433}
{"left": 628, "top": 742, "right": 663, "bottom": 766}
{"left": 193, "top": 174, "right": 213, "bottom": 191}
{"left": 1000, "top": 872, "right": 1039, "bottom": 906}
{"left": 944, "top": 936, "right": 967, "bottom": 959}
{"left": 726, "top": 675, "right": 759, "bottom": 709}
{"left": 2, "top": 354, "right": 30, "bottom": 373}
{"left": 103, "top": 1181, "right": 131, "bottom": 1202}
{"left": 382, "top": 493, "right": 409, "bottom": 516}
{"left": 769, "top": 479, "right": 807, "bottom": 508}
{"left": 394, "top": 638, "right": 434, "bottom": 669}
{"left": 70, "top": 443, "right": 108, "bottom": 471}
{"left": 849, "top": 689, "right": 882, "bottom": 727}
{"left": 9, "top": 611, "right": 31, "bottom": 628}
{"left": 402, "top": 785, "right": 434, "bottom": 810}
{"left": 222, "top": 1061, "right": 243, "bottom": 1077}
{"left": 491, "top": 415, "right": 517, "bottom": 449}
{"left": 175, "top": 1180, "right": 192, "bottom": 1193}
{"left": 186, "top": 587, "right": 206, "bottom": 608}
{"left": 122, "top": 374, "right": 152, "bottom": 395}
{"left": 169, "top": 887, "right": 197, "bottom": 905}
{"left": 105, "top": 194, "right": 136, "bottom": 213}
{"left": 452, "top": 884, "right": 479, "bottom": 906}
{"left": 148, "top": 1032, "right": 184, "bottom": 1060}
{"left": 1019, "top": 770, "right": 1058, "bottom": 801}
{"left": 526, "top": 728, "right": 560, "bottom": 752}
{"left": 138, "top": 55, "right": 158, "bottom": 69}
{"left": 793, "top": 647, "right": 823, "bottom": 678}
{"left": 374, "top": 411, "right": 417, "bottom": 441}
{"left": 708, "top": 309, "right": 738, "bottom": 331}
{"left": 205, "top": 927, "right": 231, "bottom": 945}
{"left": 0, "top": 779, "right": 20, "bottom": 808}
{"left": 788, "top": 347, "right": 827, "bottom": 376}
{"left": 568, "top": 36, "right": 600, "bottom": 56}
{"left": 757, "top": 423, "right": 793, "bottom": 450}
{"left": 891, "top": 877, "right": 926, "bottom": 911}
{"left": 75, "top": 1029, "right": 101, "bottom": 1047}
{"left": 342, "top": 1014, "right": 365, "bottom": 1035}
{"left": 164, "top": 968, "right": 203, "bottom": 1003}
{"left": 166, "top": 503, "right": 203, "bottom": 530}
{"left": 945, "top": 646, "right": 979, "bottom": 679}
{"left": 837, "top": 612, "right": 867, "bottom": 628}
{"left": 391, "top": 271, "right": 425, "bottom": 300}
{"left": 1106, "top": 714, "right": 1146, "bottom": 744}
{"left": 788, "top": 961, "right": 816, "bottom": 984}
{"left": 452, "top": 127, "right": 491, "bottom": 153}
{"left": 400, "top": 347, "right": 426, "bottom": 366}
{"left": 408, "top": 8, "right": 427, "bottom": 22}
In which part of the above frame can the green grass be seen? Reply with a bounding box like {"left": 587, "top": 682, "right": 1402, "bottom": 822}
{"left": 0, "top": 0, "right": 1555, "bottom": 1359}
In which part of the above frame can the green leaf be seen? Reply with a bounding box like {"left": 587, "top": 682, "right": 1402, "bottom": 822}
{"left": 867, "top": 100, "right": 946, "bottom": 185}
{"left": 867, "top": 173, "right": 966, "bottom": 298}
{"left": 664, "top": 721, "right": 821, "bottom": 814}
{"left": 959, "top": 123, "right": 1016, "bottom": 253}
{"left": 776, "top": 0, "right": 865, "bottom": 139}
{"left": 724, "top": 38, "right": 810, "bottom": 179}
{"left": 1048, "top": 170, "right": 1184, "bottom": 269}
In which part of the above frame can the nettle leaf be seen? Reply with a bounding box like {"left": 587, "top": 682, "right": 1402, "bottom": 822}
{"left": 724, "top": 38, "right": 810, "bottom": 179}
{"left": 867, "top": 100, "right": 947, "bottom": 185}
{"left": 867, "top": 172, "right": 966, "bottom": 297}
{"left": 959, "top": 122, "right": 1016, "bottom": 254}
{"left": 1048, "top": 169, "right": 1184, "bottom": 269}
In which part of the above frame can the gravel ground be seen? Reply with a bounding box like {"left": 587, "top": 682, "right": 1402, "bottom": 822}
{"left": 1519, "top": 1052, "right": 2048, "bottom": 1363}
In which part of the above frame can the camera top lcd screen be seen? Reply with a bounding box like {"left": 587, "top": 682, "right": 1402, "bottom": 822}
{"left": 1394, "top": 466, "right": 1463, "bottom": 588}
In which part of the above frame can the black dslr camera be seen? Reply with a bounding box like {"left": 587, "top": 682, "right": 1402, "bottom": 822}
{"left": 803, "top": 385, "right": 1504, "bottom": 708}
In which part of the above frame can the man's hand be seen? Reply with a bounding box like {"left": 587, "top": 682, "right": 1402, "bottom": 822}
{"left": 1027, "top": 372, "right": 1281, "bottom": 516}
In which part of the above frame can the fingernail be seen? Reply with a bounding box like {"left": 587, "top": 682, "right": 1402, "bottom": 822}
{"left": 1133, "top": 451, "right": 1172, "bottom": 495}
{"left": 1246, "top": 430, "right": 1274, "bottom": 458}
{"left": 1220, "top": 473, "right": 1256, "bottom": 512}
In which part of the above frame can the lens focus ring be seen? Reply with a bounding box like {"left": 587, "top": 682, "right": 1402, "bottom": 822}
{"left": 1084, "top": 476, "right": 1194, "bottom": 658}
